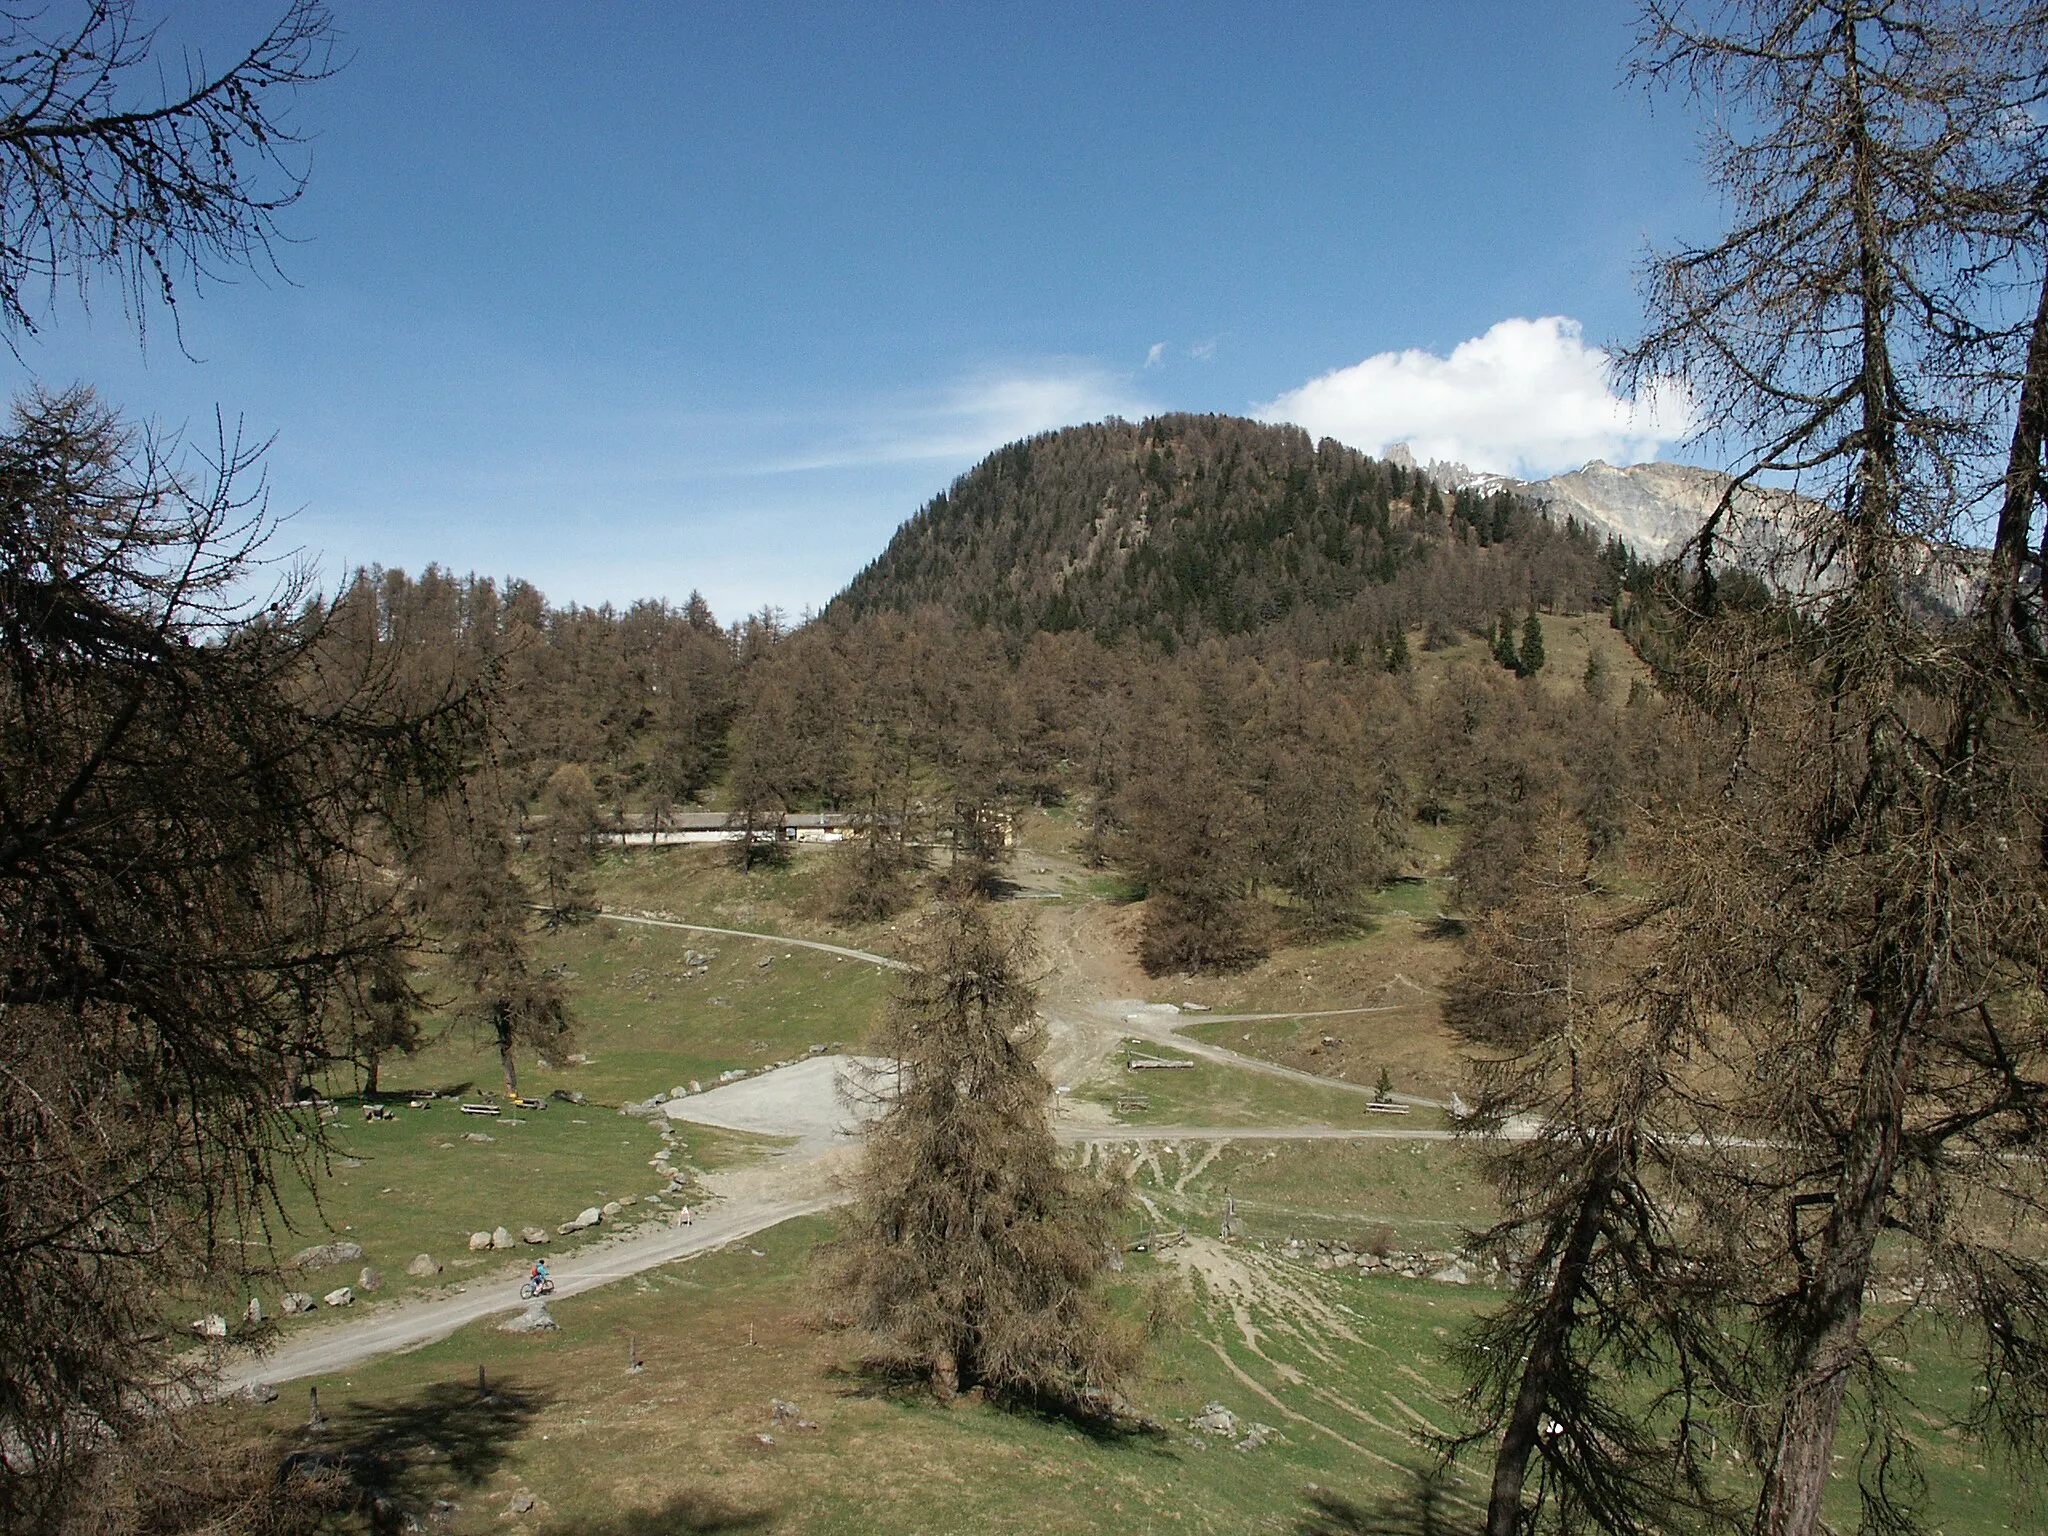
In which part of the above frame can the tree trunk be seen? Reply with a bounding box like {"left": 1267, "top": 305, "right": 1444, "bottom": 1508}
{"left": 1990, "top": 264, "right": 2048, "bottom": 655}
{"left": 953, "top": 1331, "right": 980, "bottom": 1397}
{"left": 363, "top": 1051, "right": 380, "bottom": 1099}
{"left": 498, "top": 1012, "right": 519, "bottom": 1096}
{"left": 1757, "top": 956, "right": 1937, "bottom": 1536}
{"left": 1487, "top": 1152, "right": 1614, "bottom": 1536}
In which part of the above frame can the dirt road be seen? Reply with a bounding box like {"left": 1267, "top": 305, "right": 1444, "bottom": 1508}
{"left": 220, "top": 1117, "right": 1464, "bottom": 1392}
{"left": 222, "top": 891, "right": 1452, "bottom": 1391}
{"left": 597, "top": 909, "right": 910, "bottom": 969}
{"left": 216, "top": 1186, "right": 843, "bottom": 1394}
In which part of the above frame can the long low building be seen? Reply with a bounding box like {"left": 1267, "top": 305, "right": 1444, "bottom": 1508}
{"left": 597, "top": 810, "right": 855, "bottom": 846}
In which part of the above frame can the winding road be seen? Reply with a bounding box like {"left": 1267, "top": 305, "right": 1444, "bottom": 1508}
{"left": 217, "top": 898, "right": 1453, "bottom": 1393}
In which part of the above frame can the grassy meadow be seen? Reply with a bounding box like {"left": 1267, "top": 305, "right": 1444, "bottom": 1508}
{"left": 219, "top": 1190, "right": 2035, "bottom": 1536}
{"left": 188, "top": 831, "right": 2044, "bottom": 1535}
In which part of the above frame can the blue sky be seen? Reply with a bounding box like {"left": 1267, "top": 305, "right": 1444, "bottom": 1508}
{"left": 17, "top": 1, "right": 1713, "bottom": 618}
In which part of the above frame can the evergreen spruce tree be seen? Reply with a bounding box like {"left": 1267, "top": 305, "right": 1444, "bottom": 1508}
{"left": 828, "top": 900, "right": 1135, "bottom": 1404}
{"left": 1492, "top": 613, "right": 1521, "bottom": 673}
{"left": 1518, "top": 610, "right": 1547, "bottom": 676}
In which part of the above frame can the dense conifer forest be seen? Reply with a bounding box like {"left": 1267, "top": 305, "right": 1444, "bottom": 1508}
{"left": 831, "top": 414, "right": 1621, "bottom": 654}
{"left": 331, "top": 415, "right": 1655, "bottom": 981}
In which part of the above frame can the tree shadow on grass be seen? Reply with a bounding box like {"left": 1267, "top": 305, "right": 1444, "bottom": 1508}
{"left": 1296, "top": 1467, "right": 1480, "bottom": 1536}
{"left": 315, "top": 1376, "right": 549, "bottom": 1504}
{"left": 539, "top": 1491, "right": 775, "bottom": 1534}
{"left": 993, "top": 1384, "right": 1177, "bottom": 1448}
{"left": 826, "top": 1360, "right": 1172, "bottom": 1448}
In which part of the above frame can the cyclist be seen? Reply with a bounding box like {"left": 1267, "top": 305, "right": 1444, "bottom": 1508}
{"left": 528, "top": 1256, "right": 550, "bottom": 1294}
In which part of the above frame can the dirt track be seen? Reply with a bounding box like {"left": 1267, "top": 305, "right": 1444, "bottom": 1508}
{"left": 220, "top": 888, "right": 1450, "bottom": 1391}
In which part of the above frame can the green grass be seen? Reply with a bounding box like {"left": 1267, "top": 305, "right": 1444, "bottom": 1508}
{"left": 1074, "top": 1041, "right": 1432, "bottom": 1131}
{"left": 232, "top": 1104, "right": 773, "bottom": 1315}
{"left": 1084, "top": 1136, "right": 1496, "bottom": 1251}
{"left": 212, "top": 1205, "right": 2038, "bottom": 1536}
{"left": 1067, "top": 870, "right": 1145, "bottom": 903}
{"left": 586, "top": 842, "right": 907, "bottom": 956}
{"left": 245, "top": 859, "right": 893, "bottom": 1320}
{"left": 520, "top": 916, "right": 892, "bottom": 1099}
{"left": 224, "top": 1211, "right": 1502, "bottom": 1536}
{"left": 193, "top": 847, "right": 2041, "bottom": 1534}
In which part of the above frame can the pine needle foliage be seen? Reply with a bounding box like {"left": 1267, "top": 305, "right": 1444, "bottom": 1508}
{"left": 826, "top": 898, "right": 1135, "bottom": 1406}
{"left": 1446, "top": 807, "right": 1734, "bottom": 1536}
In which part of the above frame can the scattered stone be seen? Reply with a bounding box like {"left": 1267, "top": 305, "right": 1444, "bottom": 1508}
{"left": 499, "top": 1301, "right": 556, "bottom": 1333}
{"left": 549, "top": 1088, "right": 586, "bottom": 1105}
{"left": 566, "top": 1052, "right": 590, "bottom": 1065}
{"left": 469, "top": 1231, "right": 493, "bottom": 1251}
{"left": 807, "top": 1043, "right": 826, "bottom": 1055}
{"left": 192, "top": 1313, "right": 228, "bottom": 1339}
{"left": 618, "top": 1195, "right": 637, "bottom": 1207}
{"left": 508, "top": 1491, "right": 536, "bottom": 1514}
{"left": 560, "top": 1207, "right": 602, "bottom": 1234}
{"left": 672, "top": 1084, "right": 690, "bottom": 1099}
{"left": 462, "top": 1131, "right": 494, "bottom": 1143}
{"left": 753, "top": 1432, "right": 775, "bottom": 1447}
{"left": 291, "top": 1241, "right": 364, "bottom": 1270}
{"left": 601, "top": 1200, "right": 623, "bottom": 1219}
{"left": 406, "top": 1253, "right": 441, "bottom": 1277}
{"left": 771, "top": 1399, "right": 819, "bottom": 1431}
{"left": 688, "top": 1080, "right": 701, "bottom": 1094}
{"left": 520, "top": 1226, "right": 550, "bottom": 1245}
{"left": 649, "top": 1089, "right": 669, "bottom": 1103}
{"left": 280, "top": 1291, "right": 316, "bottom": 1315}
{"left": 1430, "top": 1262, "right": 1472, "bottom": 1286}
{"left": 491, "top": 1226, "right": 514, "bottom": 1250}
{"left": 1191, "top": 1403, "right": 1239, "bottom": 1438}
{"left": 1235, "top": 1424, "right": 1282, "bottom": 1451}
{"left": 244, "top": 1297, "right": 263, "bottom": 1325}
{"left": 357, "top": 1267, "right": 382, "bottom": 1294}
{"left": 322, "top": 1287, "right": 354, "bottom": 1308}
{"left": 239, "top": 1380, "right": 279, "bottom": 1404}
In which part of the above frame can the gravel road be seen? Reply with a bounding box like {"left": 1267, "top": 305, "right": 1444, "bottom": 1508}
{"left": 218, "top": 907, "right": 1454, "bottom": 1392}
{"left": 216, "top": 1189, "right": 841, "bottom": 1393}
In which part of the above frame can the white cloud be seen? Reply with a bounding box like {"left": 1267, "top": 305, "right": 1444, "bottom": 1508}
{"left": 1256, "top": 316, "right": 1690, "bottom": 478}
{"left": 1144, "top": 342, "right": 1166, "bottom": 369}
{"left": 758, "top": 364, "right": 1154, "bottom": 474}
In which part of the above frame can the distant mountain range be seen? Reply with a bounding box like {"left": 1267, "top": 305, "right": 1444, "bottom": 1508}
{"left": 1387, "top": 443, "right": 1800, "bottom": 564}
{"left": 1393, "top": 443, "right": 1984, "bottom": 612}
{"left": 831, "top": 418, "right": 1985, "bottom": 646}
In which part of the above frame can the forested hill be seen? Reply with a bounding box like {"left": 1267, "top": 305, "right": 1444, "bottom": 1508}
{"left": 829, "top": 414, "right": 1622, "bottom": 651}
